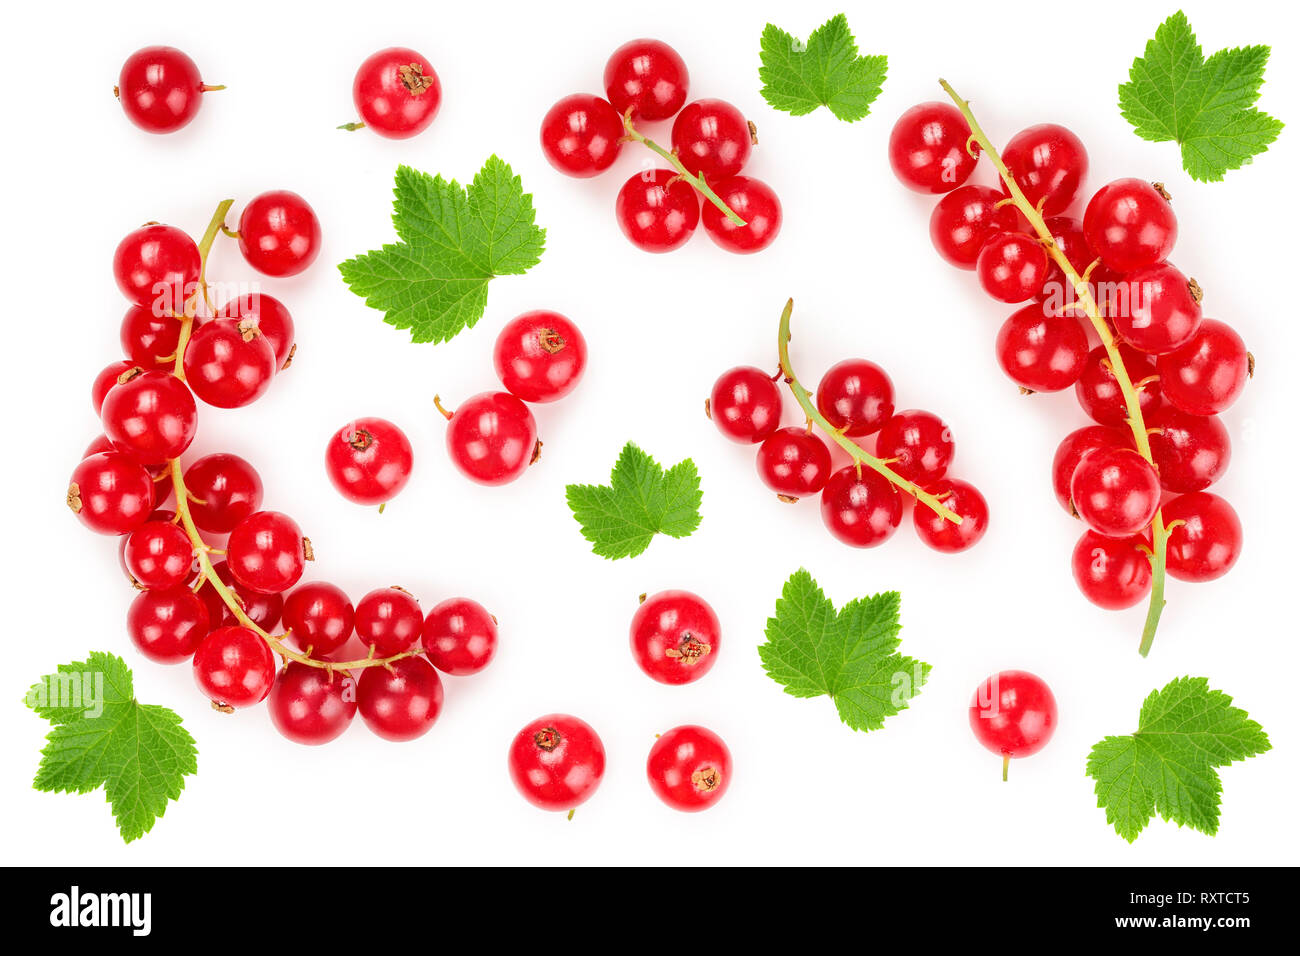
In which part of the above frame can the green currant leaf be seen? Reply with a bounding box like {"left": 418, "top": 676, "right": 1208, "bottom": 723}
{"left": 339, "top": 158, "right": 546, "bottom": 344}
{"left": 1119, "top": 11, "right": 1283, "bottom": 182}
{"left": 759, "top": 14, "right": 887, "bottom": 122}
{"left": 565, "top": 442, "right": 702, "bottom": 560}
{"left": 758, "top": 570, "right": 928, "bottom": 732}
{"left": 1086, "top": 677, "right": 1270, "bottom": 842}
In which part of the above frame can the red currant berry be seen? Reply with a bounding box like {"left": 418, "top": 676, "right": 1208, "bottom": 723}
{"left": 1108, "top": 263, "right": 1202, "bottom": 354}
{"left": 441, "top": 391, "right": 539, "bottom": 486}
{"left": 123, "top": 519, "right": 194, "bottom": 589}
{"left": 192, "top": 626, "right": 275, "bottom": 710}
{"left": 215, "top": 293, "right": 295, "bottom": 369}
{"left": 226, "top": 511, "right": 307, "bottom": 595}
{"left": 113, "top": 224, "right": 200, "bottom": 313}
{"left": 671, "top": 99, "right": 752, "bottom": 179}
{"left": 1074, "top": 344, "right": 1162, "bottom": 426}
{"left": 629, "top": 590, "right": 720, "bottom": 685}
{"left": 1070, "top": 446, "right": 1160, "bottom": 537}
{"left": 614, "top": 170, "right": 700, "bottom": 253}
{"left": 325, "top": 417, "right": 414, "bottom": 506}
{"left": 268, "top": 664, "right": 358, "bottom": 746}
{"left": 1051, "top": 425, "right": 1131, "bottom": 516}
{"left": 888, "top": 102, "right": 976, "bottom": 194}
{"left": 604, "top": 38, "right": 689, "bottom": 121}
{"left": 508, "top": 714, "right": 606, "bottom": 812}
{"left": 1000, "top": 124, "right": 1088, "bottom": 216}
{"left": 183, "top": 319, "right": 276, "bottom": 408}
{"left": 357, "top": 656, "right": 443, "bottom": 742}
{"left": 646, "top": 725, "right": 732, "bottom": 812}
{"left": 198, "top": 560, "right": 284, "bottom": 632}
{"left": 820, "top": 465, "right": 903, "bottom": 548}
{"left": 350, "top": 48, "right": 441, "bottom": 139}
{"left": 876, "top": 410, "right": 955, "bottom": 485}
{"left": 1146, "top": 406, "right": 1231, "bottom": 493}
{"left": 92, "top": 360, "right": 137, "bottom": 416}
{"left": 914, "top": 479, "right": 989, "bottom": 553}
{"left": 127, "top": 587, "right": 210, "bottom": 664}
{"left": 101, "top": 368, "right": 197, "bottom": 464}
{"left": 977, "top": 232, "right": 1049, "bottom": 303}
{"left": 1083, "top": 178, "right": 1177, "bottom": 273}
{"left": 422, "top": 598, "right": 498, "bottom": 676}
{"left": 494, "top": 311, "right": 587, "bottom": 403}
{"left": 708, "top": 366, "right": 783, "bottom": 444}
{"left": 929, "top": 185, "right": 1019, "bottom": 269}
{"left": 282, "top": 581, "right": 354, "bottom": 656}
{"left": 701, "top": 175, "right": 782, "bottom": 254}
{"left": 756, "top": 427, "right": 832, "bottom": 499}
{"left": 969, "top": 670, "right": 1057, "bottom": 779}
{"left": 120, "top": 305, "right": 181, "bottom": 369}
{"left": 116, "top": 46, "right": 216, "bottom": 134}
{"left": 184, "top": 453, "right": 263, "bottom": 534}
{"left": 355, "top": 586, "right": 423, "bottom": 656}
{"left": 1071, "top": 529, "right": 1152, "bottom": 609}
{"left": 1156, "top": 319, "right": 1250, "bottom": 416}
{"left": 995, "top": 304, "right": 1089, "bottom": 392}
{"left": 1036, "top": 216, "right": 1097, "bottom": 303}
{"left": 816, "top": 359, "right": 894, "bottom": 437}
{"left": 236, "top": 190, "right": 321, "bottom": 277}
{"left": 1164, "top": 492, "right": 1242, "bottom": 582}
{"left": 539, "top": 94, "right": 624, "bottom": 177}
{"left": 67, "top": 452, "right": 154, "bottom": 535}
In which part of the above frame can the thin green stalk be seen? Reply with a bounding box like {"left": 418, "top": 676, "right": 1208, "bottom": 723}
{"left": 620, "top": 111, "right": 746, "bottom": 226}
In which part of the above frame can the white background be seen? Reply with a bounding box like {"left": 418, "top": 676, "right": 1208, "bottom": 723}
{"left": 2, "top": 0, "right": 1296, "bottom": 866}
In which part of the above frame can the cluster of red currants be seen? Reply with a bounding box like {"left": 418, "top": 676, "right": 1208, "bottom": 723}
{"left": 708, "top": 362, "right": 989, "bottom": 552}
{"left": 541, "top": 38, "right": 781, "bottom": 254}
{"left": 435, "top": 311, "right": 587, "bottom": 486}
{"left": 891, "top": 103, "right": 1247, "bottom": 610}
{"left": 509, "top": 590, "right": 731, "bottom": 814}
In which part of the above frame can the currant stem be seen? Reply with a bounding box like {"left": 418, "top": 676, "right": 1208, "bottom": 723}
{"left": 619, "top": 110, "right": 746, "bottom": 226}
{"left": 777, "top": 299, "right": 962, "bottom": 524}
{"left": 939, "top": 79, "right": 1168, "bottom": 656}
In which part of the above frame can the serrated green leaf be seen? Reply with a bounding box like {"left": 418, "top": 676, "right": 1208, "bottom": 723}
{"left": 758, "top": 570, "right": 927, "bottom": 732}
{"left": 339, "top": 157, "right": 546, "bottom": 344}
{"left": 1119, "top": 11, "right": 1283, "bottom": 181}
{"left": 565, "top": 442, "right": 702, "bottom": 560}
{"left": 759, "top": 14, "right": 887, "bottom": 122}
{"left": 1086, "top": 677, "right": 1270, "bottom": 843}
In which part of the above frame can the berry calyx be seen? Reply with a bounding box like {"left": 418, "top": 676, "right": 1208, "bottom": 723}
{"left": 977, "top": 232, "right": 1049, "bottom": 304}
{"left": 994, "top": 304, "right": 1089, "bottom": 392}
{"left": 629, "top": 590, "right": 720, "bottom": 685}
{"left": 324, "top": 417, "right": 414, "bottom": 506}
{"left": 756, "top": 427, "right": 832, "bottom": 499}
{"left": 100, "top": 368, "right": 198, "bottom": 464}
{"left": 708, "top": 366, "right": 783, "bottom": 444}
{"left": 1070, "top": 446, "right": 1161, "bottom": 538}
{"left": 236, "top": 190, "right": 322, "bottom": 277}
{"left": 1000, "top": 123, "right": 1088, "bottom": 216}
{"left": 493, "top": 310, "right": 588, "bottom": 403}
{"left": 127, "top": 587, "right": 210, "bottom": 664}
{"left": 700, "top": 175, "right": 782, "bottom": 254}
{"left": 508, "top": 714, "right": 606, "bottom": 812}
{"left": 183, "top": 318, "right": 276, "bottom": 408}
{"left": 539, "top": 94, "right": 624, "bottom": 177}
{"left": 820, "top": 465, "right": 903, "bottom": 548}
{"left": 92, "top": 360, "right": 137, "bottom": 416}
{"left": 968, "top": 670, "right": 1058, "bottom": 780}
{"left": 604, "top": 38, "right": 689, "bottom": 120}
{"left": 913, "top": 478, "right": 988, "bottom": 553}
{"left": 646, "top": 725, "right": 732, "bottom": 812}
{"left": 422, "top": 598, "right": 498, "bottom": 676}
{"left": 357, "top": 656, "right": 443, "bottom": 742}
{"left": 226, "top": 510, "right": 308, "bottom": 595}
{"left": 671, "top": 99, "right": 753, "bottom": 180}
{"left": 192, "top": 625, "right": 276, "bottom": 710}
{"left": 281, "top": 581, "right": 355, "bottom": 656}
{"left": 67, "top": 452, "right": 155, "bottom": 535}
{"left": 215, "top": 293, "right": 295, "bottom": 370}
{"left": 614, "top": 169, "right": 700, "bottom": 253}
{"left": 348, "top": 48, "right": 441, "bottom": 139}
{"left": 438, "top": 391, "right": 539, "bottom": 486}
{"left": 116, "top": 46, "right": 220, "bottom": 134}
{"left": 1083, "top": 178, "right": 1177, "bottom": 273}
{"left": 888, "top": 102, "right": 977, "bottom": 194}
{"left": 1072, "top": 530, "right": 1153, "bottom": 609}
{"left": 1164, "top": 492, "right": 1242, "bottom": 582}
{"left": 355, "top": 586, "right": 423, "bottom": 656}
{"left": 268, "top": 664, "right": 358, "bottom": 745}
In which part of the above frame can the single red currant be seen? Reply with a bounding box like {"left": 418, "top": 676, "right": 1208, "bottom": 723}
{"left": 92, "top": 360, "right": 137, "bottom": 416}
{"left": 123, "top": 519, "right": 194, "bottom": 589}
{"left": 888, "top": 102, "right": 976, "bottom": 194}
{"left": 198, "top": 561, "right": 284, "bottom": 632}
{"left": 816, "top": 359, "right": 894, "bottom": 436}
{"left": 494, "top": 310, "right": 587, "bottom": 403}
{"left": 1156, "top": 319, "right": 1250, "bottom": 416}
{"left": 422, "top": 598, "right": 498, "bottom": 676}
{"left": 929, "top": 185, "right": 1019, "bottom": 269}
{"left": 1074, "top": 344, "right": 1162, "bottom": 426}
{"left": 646, "top": 725, "right": 732, "bottom": 812}
{"left": 914, "top": 479, "right": 988, "bottom": 553}
{"left": 440, "top": 391, "right": 539, "bottom": 486}
{"left": 629, "top": 590, "right": 720, "bottom": 685}
{"left": 539, "top": 94, "right": 624, "bottom": 177}
{"left": 1146, "top": 406, "right": 1231, "bottom": 493}
{"left": 67, "top": 452, "right": 155, "bottom": 535}
{"left": 83, "top": 434, "right": 116, "bottom": 458}
{"left": 1108, "top": 263, "right": 1202, "bottom": 354}
{"left": 1083, "top": 178, "right": 1177, "bottom": 273}
{"left": 226, "top": 511, "right": 307, "bottom": 595}
{"left": 116, "top": 46, "right": 218, "bottom": 134}
{"left": 184, "top": 453, "right": 263, "bottom": 534}
{"left": 508, "top": 714, "right": 606, "bottom": 811}
{"left": 969, "top": 670, "right": 1057, "bottom": 779}
{"left": 1050, "top": 426, "right": 1131, "bottom": 516}
{"left": 756, "top": 427, "right": 832, "bottom": 499}
{"left": 183, "top": 319, "right": 276, "bottom": 408}
{"left": 876, "top": 410, "right": 955, "bottom": 485}
{"left": 820, "top": 465, "right": 903, "bottom": 548}
{"left": 281, "top": 581, "right": 354, "bottom": 656}
{"left": 977, "top": 232, "right": 1049, "bottom": 303}
{"left": 1164, "top": 492, "right": 1242, "bottom": 582}
{"left": 357, "top": 656, "right": 444, "bottom": 742}
{"left": 355, "top": 586, "right": 423, "bottom": 656}
{"left": 1070, "top": 446, "right": 1161, "bottom": 537}
{"left": 192, "top": 626, "right": 275, "bottom": 710}
{"left": 614, "top": 170, "right": 700, "bottom": 253}
{"left": 604, "top": 38, "right": 689, "bottom": 121}
{"left": 350, "top": 48, "right": 441, "bottom": 139}
{"left": 101, "top": 369, "right": 197, "bottom": 464}
{"left": 127, "top": 587, "right": 210, "bottom": 664}
{"left": 995, "top": 304, "right": 1089, "bottom": 392}
{"left": 113, "top": 224, "right": 200, "bottom": 314}
{"left": 671, "top": 99, "right": 752, "bottom": 179}
{"left": 236, "top": 190, "right": 322, "bottom": 277}
{"left": 708, "top": 366, "right": 783, "bottom": 444}
{"left": 215, "top": 293, "right": 295, "bottom": 369}
{"left": 701, "top": 175, "right": 782, "bottom": 254}
{"left": 324, "top": 417, "right": 414, "bottom": 506}
{"left": 1071, "top": 530, "right": 1152, "bottom": 609}
{"left": 268, "top": 664, "right": 358, "bottom": 746}
{"left": 1000, "top": 124, "right": 1088, "bottom": 216}
{"left": 120, "top": 305, "right": 181, "bottom": 369}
